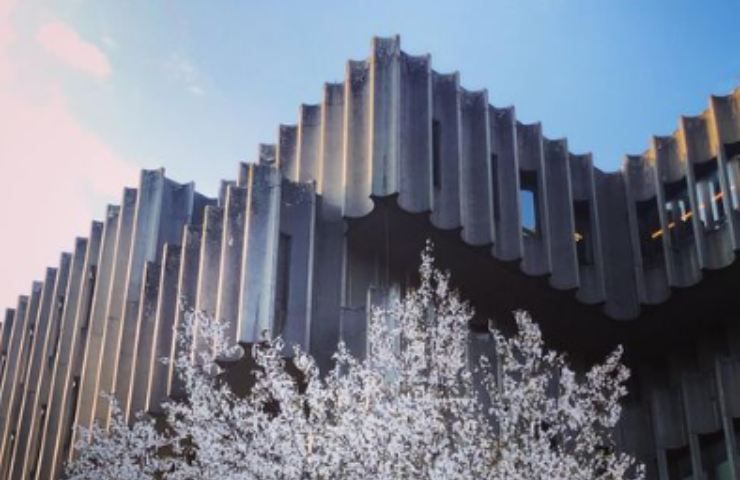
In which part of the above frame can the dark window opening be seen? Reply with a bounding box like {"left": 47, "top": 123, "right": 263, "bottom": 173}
{"left": 273, "top": 233, "right": 292, "bottom": 336}
{"left": 520, "top": 170, "right": 539, "bottom": 236}
{"left": 573, "top": 200, "right": 594, "bottom": 265}
{"left": 636, "top": 198, "right": 664, "bottom": 269}
{"left": 699, "top": 431, "right": 732, "bottom": 480}
{"left": 663, "top": 178, "right": 693, "bottom": 250}
{"left": 491, "top": 153, "right": 500, "bottom": 223}
{"left": 666, "top": 446, "right": 693, "bottom": 480}
{"left": 62, "top": 376, "right": 81, "bottom": 455}
{"left": 725, "top": 142, "right": 740, "bottom": 212}
{"left": 432, "top": 120, "right": 442, "bottom": 189}
{"left": 694, "top": 160, "right": 725, "bottom": 230}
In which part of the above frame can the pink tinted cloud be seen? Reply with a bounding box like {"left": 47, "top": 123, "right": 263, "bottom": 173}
{"left": 0, "top": 5, "right": 138, "bottom": 309}
{"left": 36, "top": 20, "right": 111, "bottom": 79}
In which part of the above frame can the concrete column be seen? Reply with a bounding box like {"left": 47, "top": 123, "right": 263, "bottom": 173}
{"left": 278, "top": 180, "right": 316, "bottom": 352}
{"left": 430, "top": 71, "right": 462, "bottom": 230}
{"left": 623, "top": 155, "right": 670, "bottom": 305}
{"left": 127, "top": 261, "right": 160, "bottom": 417}
{"left": 0, "top": 283, "right": 41, "bottom": 472}
{"left": 343, "top": 59, "right": 373, "bottom": 218}
{"left": 215, "top": 184, "right": 247, "bottom": 345}
{"left": 517, "top": 122, "right": 551, "bottom": 276}
{"left": 277, "top": 124, "right": 298, "bottom": 181}
{"left": 18, "top": 254, "right": 72, "bottom": 476}
{"left": 543, "top": 138, "right": 578, "bottom": 290}
{"left": 34, "top": 237, "right": 88, "bottom": 480}
{"left": 7, "top": 267, "right": 58, "bottom": 480}
{"left": 459, "top": 88, "right": 494, "bottom": 247}
{"left": 570, "top": 153, "right": 606, "bottom": 304}
{"left": 238, "top": 164, "right": 281, "bottom": 344}
{"left": 0, "top": 309, "right": 14, "bottom": 381}
{"left": 298, "top": 104, "right": 321, "bottom": 186}
{"left": 152, "top": 245, "right": 182, "bottom": 404}
{"left": 710, "top": 92, "right": 740, "bottom": 251}
{"left": 490, "top": 106, "right": 523, "bottom": 262}
{"left": 92, "top": 189, "right": 137, "bottom": 427}
{"left": 369, "top": 35, "right": 400, "bottom": 198}
{"left": 397, "top": 52, "right": 432, "bottom": 214}
{"left": 74, "top": 204, "right": 120, "bottom": 440}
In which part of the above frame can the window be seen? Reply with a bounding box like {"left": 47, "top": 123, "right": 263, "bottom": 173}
{"left": 520, "top": 170, "right": 539, "bottom": 236}
{"left": 700, "top": 432, "right": 734, "bottom": 480}
{"left": 663, "top": 178, "right": 693, "bottom": 250}
{"left": 491, "top": 153, "right": 500, "bottom": 222}
{"left": 694, "top": 161, "right": 725, "bottom": 231}
{"left": 432, "top": 120, "right": 442, "bottom": 189}
{"left": 725, "top": 142, "right": 740, "bottom": 211}
{"left": 573, "top": 200, "right": 594, "bottom": 265}
{"left": 666, "top": 446, "right": 693, "bottom": 480}
{"left": 636, "top": 198, "right": 663, "bottom": 269}
{"left": 273, "top": 233, "right": 292, "bottom": 335}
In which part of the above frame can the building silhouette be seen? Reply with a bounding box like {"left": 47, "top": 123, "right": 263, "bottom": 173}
{"left": 0, "top": 36, "right": 739, "bottom": 479}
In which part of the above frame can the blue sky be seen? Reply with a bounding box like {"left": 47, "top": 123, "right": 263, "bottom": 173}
{"left": 0, "top": 0, "right": 738, "bottom": 308}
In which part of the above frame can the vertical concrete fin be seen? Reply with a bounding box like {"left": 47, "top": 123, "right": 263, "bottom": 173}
{"left": 215, "top": 184, "right": 247, "bottom": 344}
{"left": 430, "top": 71, "right": 462, "bottom": 230}
{"left": 490, "top": 106, "right": 523, "bottom": 262}
{"left": 74, "top": 204, "right": 119, "bottom": 439}
{"left": 655, "top": 134, "right": 703, "bottom": 288}
{"left": 237, "top": 162, "right": 249, "bottom": 187}
{"left": 152, "top": 246, "right": 182, "bottom": 406}
{"left": 218, "top": 180, "right": 235, "bottom": 207}
{"left": 343, "top": 59, "right": 374, "bottom": 218}
{"left": 26, "top": 253, "right": 72, "bottom": 477}
{"left": 709, "top": 93, "right": 740, "bottom": 251}
{"left": 259, "top": 143, "right": 276, "bottom": 166}
{"left": 298, "top": 104, "right": 322, "bottom": 186}
{"left": 166, "top": 225, "right": 202, "bottom": 401}
{"left": 369, "top": 35, "right": 401, "bottom": 198}
{"left": 570, "top": 154, "right": 606, "bottom": 304}
{"left": 0, "top": 295, "right": 29, "bottom": 460}
{"left": 8, "top": 267, "right": 57, "bottom": 480}
{"left": 0, "top": 282, "right": 42, "bottom": 473}
{"left": 459, "top": 88, "right": 495, "bottom": 246}
{"left": 238, "top": 164, "right": 281, "bottom": 344}
{"left": 278, "top": 180, "right": 316, "bottom": 351}
{"left": 277, "top": 124, "right": 299, "bottom": 181}
{"left": 91, "top": 187, "right": 137, "bottom": 429}
{"left": 112, "top": 170, "right": 167, "bottom": 422}
{"left": 543, "top": 137, "right": 578, "bottom": 289}
{"left": 0, "top": 309, "right": 15, "bottom": 381}
{"left": 398, "top": 52, "right": 432, "bottom": 213}
{"left": 195, "top": 205, "right": 223, "bottom": 318}
{"left": 320, "top": 82, "right": 346, "bottom": 219}
{"left": 517, "top": 122, "right": 552, "bottom": 277}
{"left": 624, "top": 153, "right": 670, "bottom": 305}
{"left": 127, "top": 261, "right": 161, "bottom": 418}
{"left": 35, "top": 237, "right": 87, "bottom": 480}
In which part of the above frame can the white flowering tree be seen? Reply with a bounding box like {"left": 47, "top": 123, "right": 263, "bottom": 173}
{"left": 65, "top": 245, "right": 644, "bottom": 480}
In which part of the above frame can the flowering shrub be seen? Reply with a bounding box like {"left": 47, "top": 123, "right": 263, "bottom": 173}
{"left": 66, "top": 245, "right": 643, "bottom": 480}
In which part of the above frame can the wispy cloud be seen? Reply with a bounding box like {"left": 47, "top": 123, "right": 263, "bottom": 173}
{"left": 163, "top": 51, "right": 205, "bottom": 95}
{"left": 36, "top": 20, "right": 111, "bottom": 80}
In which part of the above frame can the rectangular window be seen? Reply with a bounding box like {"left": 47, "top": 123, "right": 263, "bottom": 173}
{"left": 694, "top": 160, "right": 725, "bottom": 231}
{"left": 273, "top": 233, "right": 292, "bottom": 335}
{"left": 573, "top": 200, "right": 594, "bottom": 265}
{"left": 520, "top": 170, "right": 539, "bottom": 236}
{"left": 491, "top": 153, "right": 500, "bottom": 223}
{"left": 663, "top": 178, "right": 693, "bottom": 250}
{"left": 432, "top": 120, "right": 442, "bottom": 189}
{"left": 636, "top": 198, "right": 663, "bottom": 269}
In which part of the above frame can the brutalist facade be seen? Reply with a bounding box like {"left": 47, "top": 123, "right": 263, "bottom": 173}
{"left": 0, "top": 36, "right": 739, "bottom": 479}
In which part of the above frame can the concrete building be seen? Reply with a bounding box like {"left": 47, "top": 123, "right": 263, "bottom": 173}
{"left": 0, "top": 36, "right": 739, "bottom": 479}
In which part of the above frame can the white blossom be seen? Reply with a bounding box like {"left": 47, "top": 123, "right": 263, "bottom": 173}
{"left": 66, "top": 243, "right": 644, "bottom": 480}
